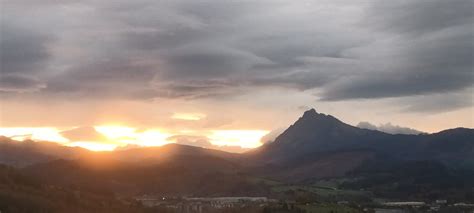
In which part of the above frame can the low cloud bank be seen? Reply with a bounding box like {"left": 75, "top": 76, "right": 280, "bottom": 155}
{"left": 357, "top": 122, "right": 424, "bottom": 135}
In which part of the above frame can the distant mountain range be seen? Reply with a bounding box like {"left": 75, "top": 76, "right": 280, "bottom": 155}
{"left": 249, "top": 109, "right": 474, "bottom": 181}
{"left": 1, "top": 109, "right": 473, "bottom": 202}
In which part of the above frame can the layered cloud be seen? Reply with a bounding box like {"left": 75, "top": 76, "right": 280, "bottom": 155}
{"left": 0, "top": 74, "right": 46, "bottom": 92}
{"left": 319, "top": 0, "right": 473, "bottom": 104}
{"left": 1, "top": 0, "right": 473, "bottom": 113}
{"left": 357, "top": 122, "right": 424, "bottom": 135}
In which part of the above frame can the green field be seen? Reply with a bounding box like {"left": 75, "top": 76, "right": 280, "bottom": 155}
{"left": 271, "top": 184, "right": 370, "bottom": 197}
{"left": 297, "top": 203, "right": 363, "bottom": 213}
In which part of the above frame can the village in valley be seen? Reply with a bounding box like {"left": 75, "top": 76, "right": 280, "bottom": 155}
{"left": 135, "top": 195, "right": 474, "bottom": 213}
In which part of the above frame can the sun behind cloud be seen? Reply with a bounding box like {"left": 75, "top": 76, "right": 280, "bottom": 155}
{"left": 136, "top": 130, "right": 172, "bottom": 147}
{"left": 94, "top": 126, "right": 172, "bottom": 147}
{"left": 94, "top": 126, "right": 136, "bottom": 141}
{"left": 0, "top": 126, "right": 271, "bottom": 152}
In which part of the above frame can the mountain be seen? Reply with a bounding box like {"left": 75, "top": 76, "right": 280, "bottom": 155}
{"left": 0, "top": 139, "right": 266, "bottom": 196}
{"left": 1, "top": 109, "right": 473, "bottom": 201}
{"left": 0, "top": 136, "right": 240, "bottom": 167}
{"left": 249, "top": 109, "right": 474, "bottom": 181}
{"left": 251, "top": 109, "right": 384, "bottom": 163}
{"left": 2, "top": 109, "right": 473, "bottom": 182}
{"left": 0, "top": 136, "right": 91, "bottom": 167}
{"left": 111, "top": 143, "right": 240, "bottom": 163}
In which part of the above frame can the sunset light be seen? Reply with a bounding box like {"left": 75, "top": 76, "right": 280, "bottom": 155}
{"left": 0, "top": 127, "right": 69, "bottom": 143}
{"left": 94, "top": 126, "right": 136, "bottom": 141}
{"left": 67, "top": 141, "right": 118, "bottom": 151}
{"left": 209, "top": 130, "right": 270, "bottom": 148}
{"left": 171, "top": 113, "right": 206, "bottom": 121}
{"left": 2, "top": 0, "right": 473, "bottom": 210}
{"left": 136, "top": 130, "right": 172, "bottom": 147}
{"left": 94, "top": 126, "right": 172, "bottom": 147}
{"left": 0, "top": 126, "right": 271, "bottom": 151}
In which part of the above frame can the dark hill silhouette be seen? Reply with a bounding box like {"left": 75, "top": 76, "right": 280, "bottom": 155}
{"left": 1, "top": 109, "right": 473, "bottom": 195}
{"left": 0, "top": 163, "right": 151, "bottom": 213}
{"left": 0, "top": 136, "right": 90, "bottom": 167}
{"left": 251, "top": 109, "right": 385, "bottom": 163}
{"left": 111, "top": 143, "right": 240, "bottom": 163}
{"left": 23, "top": 156, "right": 268, "bottom": 197}
{"left": 248, "top": 109, "right": 474, "bottom": 181}
{"left": 0, "top": 136, "right": 240, "bottom": 167}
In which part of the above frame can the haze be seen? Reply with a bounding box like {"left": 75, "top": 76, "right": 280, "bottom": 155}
{"left": 1, "top": 0, "right": 473, "bottom": 152}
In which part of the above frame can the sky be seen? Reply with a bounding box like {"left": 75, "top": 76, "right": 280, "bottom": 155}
{"left": 0, "top": 0, "right": 473, "bottom": 152}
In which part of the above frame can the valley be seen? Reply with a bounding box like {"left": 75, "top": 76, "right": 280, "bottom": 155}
{"left": 1, "top": 109, "right": 473, "bottom": 212}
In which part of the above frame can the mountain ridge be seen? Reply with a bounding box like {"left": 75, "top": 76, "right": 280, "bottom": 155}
{"left": 1, "top": 109, "right": 473, "bottom": 182}
{"left": 248, "top": 108, "right": 474, "bottom": 181}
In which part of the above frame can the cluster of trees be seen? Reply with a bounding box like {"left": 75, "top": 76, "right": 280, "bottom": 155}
{"left": 22, "top": 158, "right": 271, "bottom": 197}
{"left": 341, "top": 160, "right": 474, "bottom": 202}
{"left": 0, "top": 164, "right": 151, "bottom": 213}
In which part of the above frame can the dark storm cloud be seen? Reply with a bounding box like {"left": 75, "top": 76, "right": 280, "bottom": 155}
{"left": 152, "top": 80, "right": 236, "bottom": 99}
{"left": 250, "top": 57, "right": 357, "bottom": 90}
{"left": 43, "top": 57, "right": 159, "bottom": 99}
{"left": 161, "top": 45, "right": 271, "bottom": 80}
{"left": 366, "top": 0, "right": 474, "bottom": 36}
{"left": 0, "top": 23, "right": 53, "bottom": 75}
{"left": 321, "top": 25, "right": 473, "bottom": 100}
{"left": 399, "top": 90, "right": 474, "bottom": 113}
{"left": 0, "top": 74, "right": 46, "bottom": 92}
{"left": 3, "top": 0, "right": 358, "bottom": 99}
{"left": 320, "top": 0, "right": 474, "bottom": 105}
{"left": 1, "top": 0, "right": 473, "bottom": 112}
{"left": 99, "top": 0, "right": 362, "bottom": 98}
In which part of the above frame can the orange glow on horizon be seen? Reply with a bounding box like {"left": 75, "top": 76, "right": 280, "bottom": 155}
{"left": 208, "top": 130, "right": 270, "bottom": 148}
{"left": 94, "top": 126, "right": 136, "bottom": 141}
{"left": 94, "top": 126, "right": 173, "bottom": 147}
{"left": 67, "top": 141, "right": 118, "bottom": 151}
{"left": 137, "top": 130, "right": 172, "bottom": 146}
{"left": 0, "top": 127, "right": 69, "bottom": 143}
{"left": 171, "top": 112, "right": 206, "bottom": 121}
{"left": 0, "top": 126, "right": 270, "bottom": 152}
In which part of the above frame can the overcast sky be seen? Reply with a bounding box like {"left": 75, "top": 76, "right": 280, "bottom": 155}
{"left": 0, "top": 0, "right": 473, "bottom": 150}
